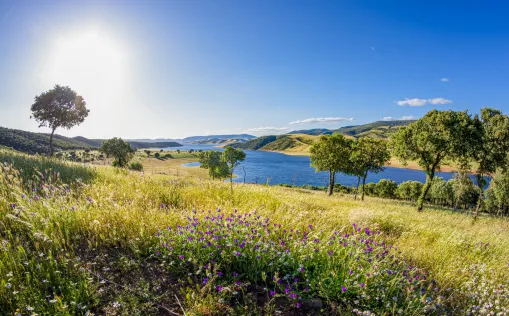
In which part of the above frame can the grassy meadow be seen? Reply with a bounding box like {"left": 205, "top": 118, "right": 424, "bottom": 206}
{"left": 0, "top": 149, "right": 508, "bottom": 315}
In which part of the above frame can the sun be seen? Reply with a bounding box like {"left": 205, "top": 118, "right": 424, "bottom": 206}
{"left": 44, "top": 30, "right": 126, "bottom": 98}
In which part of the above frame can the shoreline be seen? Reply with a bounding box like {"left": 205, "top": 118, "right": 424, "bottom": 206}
{"left": 264, "top": 150, "right": 462, "bottom": 173}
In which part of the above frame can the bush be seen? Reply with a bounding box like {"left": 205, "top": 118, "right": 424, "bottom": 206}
{"left": 397, "top": 181, "right": 423, "bottom": 201}
{"left": 128, "top": 161, "right": 144, "bottom": 171}
{"left": 485, "top": 171, "right": 509, "bottom": 216}
{"left": 154, "top": 152, "right": 160, "bottom": 158}
{"left": 375, "top": 179, "right": 397, "bottom": 198}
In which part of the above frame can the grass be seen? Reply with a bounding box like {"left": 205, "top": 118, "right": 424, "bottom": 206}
{"left": 0, "top": 149, "right": 508, "bottom": 315}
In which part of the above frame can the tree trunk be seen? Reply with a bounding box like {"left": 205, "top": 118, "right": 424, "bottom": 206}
{"left": 327, "top": 171, "right": 335, "bottom": 196}
{"left": 230, "top": 170, "right": 233, "bottom": 194}
{"left": 354, "top": 177, "right": 361, "bottom": 200}
{"left": 361, "top": 173, "right": 367, "bottom": 201}
{"left": 417, "top": 173, "right": 434, "bottom": 211}
{"left": 49, "top": 127, "right": 56, "bottom": 156}
{"left": 474, "top": 173, "right": 484, "bottom": 220}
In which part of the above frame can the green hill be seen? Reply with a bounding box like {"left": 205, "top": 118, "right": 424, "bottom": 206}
{"left": 334, "top": 120, "right": 414, "bottom": 139}
{"left": 0, "top": 127, "right": 182, "bottom": 154}
{"left": 0, "top": 127, "right": 94, "bottom": 154}
{"left": 230, "top": 120, "right": 414, "bottom": 153}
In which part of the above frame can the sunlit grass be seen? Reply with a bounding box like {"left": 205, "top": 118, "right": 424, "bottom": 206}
{"left": 0, "top": 150, "right": 508, "bottom": 314}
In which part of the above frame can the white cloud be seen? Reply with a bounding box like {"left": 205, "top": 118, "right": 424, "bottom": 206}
{"left": 245, "top": 127, "right": 290, "bottom": 135}
{"left": 289, "top": 117, "right": 354, "bottom": 125}
{"left": 396, "top": 97, "right": 453, "bottom": 106}
{"left": 429, "top": 97, "right": 452, "bottom": 105}
{"left": 382, "top": 116, "right": 415, "bottom": 121}
{"left": 440, "top": 78, "right": 449, "bottom": 82}
{"left": 396, "top": 98, "right": 428, "bottom": 106}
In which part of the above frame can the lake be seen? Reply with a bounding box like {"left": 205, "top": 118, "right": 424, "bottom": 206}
{"left": 170, "top": 144, "right": 467, "bottom": 187}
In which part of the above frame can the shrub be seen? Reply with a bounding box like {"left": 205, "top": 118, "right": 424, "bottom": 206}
{"left": 397, "top": 181, "right": 422, "bottom": 201}
{"left": 154, "top": 152, "right": 160, "bottom": 158}
{"left": 128, "top": 161, "right": 144, "bottom": 171}
{"left": 375, "top": 179, "right": 397, "bottom": 198}
{"left": 485, "top": 171, "right": 509, "bottom": 216}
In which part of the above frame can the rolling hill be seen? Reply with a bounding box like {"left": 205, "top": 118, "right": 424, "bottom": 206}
{"left": 0, "top": 127, "right": 181, "bottom": 154}
{"left": 230, "top": 120, "right": 414, "bottom": 154}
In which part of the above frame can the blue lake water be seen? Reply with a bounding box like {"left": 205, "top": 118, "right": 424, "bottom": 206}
{"left": 169, "top": 144, "right": 468, "bottom": 187}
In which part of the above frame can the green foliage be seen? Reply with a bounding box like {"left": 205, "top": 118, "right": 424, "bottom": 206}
{"left": 397, "top": 181, "right": 423, "bottom": 201}
{"left": 222, "top": 146, "right": 246, "bottom": 191}
{"left": 391, "top": 110, "right": 472, "bottom": 211}
{"left": 351, "top": 137, "right": 391, "bottom": 200}
{"left": 99, "top": 138, "right": 135, "bottom": 168}
{"left": 198, "top": 150, "right": 229, "bottom": 180}
{"left": 450, "top": 172, "right": 478, "bottom": 209}
{"left": 128, "top": 161, "right": 144, "bottom": 171}
{"left": 429, "top": 177, "right": 455, "bottom": 206}
{"left": 30, "top": 85, "right": 89, "bottom": 155}
{"left": 310, "top": 133, "right": 353, "bottom": 195}
{"left": 485, "top": 170, "right": 509, "bottom": 216}
{"left": 334, "top": 120, "right": 414, "bottom": 138}
{"left": 374, "top": 179, "right": 398, "bottom": 199}
{"left": 154, "top": 152, "right": 160, "bottom": 158}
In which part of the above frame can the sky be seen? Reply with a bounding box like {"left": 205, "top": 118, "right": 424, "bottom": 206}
{"left": 1, "top": 0, "right": 508, "bottom": 139}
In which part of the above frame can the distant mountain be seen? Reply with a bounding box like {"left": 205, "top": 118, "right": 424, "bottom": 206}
{"left": 0, "top": 127, "right": 181, "bottom": 155}
{"left": 287, "top": 128, "right": 332, "bottom": 136}
{"left": 230, "top": 120, "right": 415, "bottom": 154}
{"left": 181, "top": 134, "right": 255, "bottom": 144}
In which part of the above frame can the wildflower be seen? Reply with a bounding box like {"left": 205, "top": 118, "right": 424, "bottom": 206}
{"left": 203, "top": 278, "right": 209, "bottom": 284}
{"left": 270, "top": 291, "right": 276, "bottom": 296}
{"left": 233, "top": 272, "right": 239, "bottom": 277}
{"left": 360, "top": 283, "right": 365, "bottom": 287}
{"left": 178, "top": 255, "right": 184, "bottom": 260}
{"left": 49, "top": 299, "right": 57, "bottom": 304}
{"left": 217, "top": 271, "right": 223, "bottom": 277}
{"left": 216, "top": 286, "right": 223, "bottom": 291}
{"left": 5, "top": 283, "right": 12, "bottom": 289}
{"left": 296, "top": 302, "right": 302, "bottom": 308}
{"left": 342, "top": 286, "right": 347, "bottom": 292}
{"left": 26, "top": 306, "right": 34, "bottom": 311}
{"left": 112, "top": 301, "right": 121, "bottom": 308}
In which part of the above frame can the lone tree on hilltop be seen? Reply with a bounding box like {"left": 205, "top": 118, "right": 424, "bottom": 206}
{"left": 310, "top": 133, "right": 352, "bottom": 196}
{"left": 99, "top": 138, "right": 135, "bottom": 168}
{"left": 30, "top": 85, "right": 89, "bottom": 155}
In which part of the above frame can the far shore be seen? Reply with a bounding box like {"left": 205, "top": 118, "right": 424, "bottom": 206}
{"left": 264, "top": 149, "right": 463, "bottom": 173}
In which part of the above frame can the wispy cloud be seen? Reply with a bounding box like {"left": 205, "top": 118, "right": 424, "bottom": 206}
{"left": 382, "top": 116, "right": 415, "bottom": 121}
{"left": 289, "top": 117, "right": 354, "bottom": 125}
{"left": 396, "top": 98, "right": 428, "bottom": 106}
{"left": 440, "top": 78, "right": 449, "bottom": 82}
{"left": 245, "top": 127, "right": 290, "bottom": 135}
{"left": 429, "top": 97, "right": 452, "bottom": 105}
{"left": 396, "top": 97, "right": 452, "bottom": 106}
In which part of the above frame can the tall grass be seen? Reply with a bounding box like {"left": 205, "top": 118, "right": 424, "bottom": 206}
{"left": 0, "top": 150, "right": 508, "bottom": 315}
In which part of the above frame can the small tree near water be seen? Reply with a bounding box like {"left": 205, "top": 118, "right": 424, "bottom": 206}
{"left": 222, "top": 146, "right": 246, "bottom": 193}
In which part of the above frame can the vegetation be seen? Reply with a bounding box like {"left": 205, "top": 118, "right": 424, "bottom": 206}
{"left": 30, "top": 85, "right": 89, "bottom": 155}
{"left": 0, "top": 127, "right": 94, "bottom": 154}
{"left": 351, "top": 138, "right": 391, "bottom": 200}
{"left": 222, "top": 146, "right": 246, "bottom": 192}
{"left": 99, "top": 138, "right": 136, "bottom": 168}
{"left": 391, "top": 110, "right": 472, "bottom": 211}
{"left": 310, "top": 133, "right": 352, "bottom": 196}
{"left": 198, "top": 150, "right": 229, "bottom": 180}
{"left": 128, "top": 161, "right": 144, "bottom": 171}
{"left": 0, "top": 150, "right": 508, "bottom": 315}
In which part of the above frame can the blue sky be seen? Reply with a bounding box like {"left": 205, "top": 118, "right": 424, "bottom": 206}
{"left": 1, "top": 0, "right": 508, "bottom": 138}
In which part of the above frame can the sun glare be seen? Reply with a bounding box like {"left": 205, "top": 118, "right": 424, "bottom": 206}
{"left": 44, "top": 31, "right": 126, "bottom": 98}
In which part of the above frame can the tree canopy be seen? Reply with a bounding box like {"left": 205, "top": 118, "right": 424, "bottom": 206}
{"left": 198, "top": 150, "right": 229, "bottom": 180}
{"left": 30, "top": 85, "right": 89, "bottom": 155}
{"left": 310, "top": 133, "right": 353, "bottom": 196}
{"left": 222, "top": 146, "right": 246, "bottom": 192}
{"left": 391, "top": 110, "right": 472, "bottom": 211}
{"left": 99, "top": 138, "right": 135, "bottom": 168}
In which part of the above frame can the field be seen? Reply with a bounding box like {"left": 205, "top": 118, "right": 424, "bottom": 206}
{"left": 0, "top": 149, "right": 508, "bottom": 315}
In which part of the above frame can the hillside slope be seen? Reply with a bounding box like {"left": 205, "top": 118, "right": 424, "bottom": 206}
{"left": 0, "top": 127, "right": 182, "bottom": 154}
{"left": 232, "top": 120, "right": 414, "bottom": 153}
